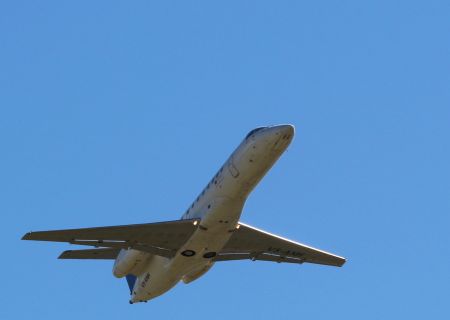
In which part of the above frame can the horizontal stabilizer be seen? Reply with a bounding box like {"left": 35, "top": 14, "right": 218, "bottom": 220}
{"left": 59, "top": 248, "right": 120, "bottom": 260}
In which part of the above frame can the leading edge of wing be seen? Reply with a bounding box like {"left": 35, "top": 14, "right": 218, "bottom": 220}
{"left": 224, "top": 222, "right": 346, "bottom": 267}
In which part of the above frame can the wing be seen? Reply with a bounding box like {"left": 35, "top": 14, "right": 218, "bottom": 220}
{"left": 216, "top": 222, "right": 346, "bottom": 267}
{"left": 59, "top": 248, "right": 120, "bottom": 260}
{"left": 22, "top": 219, "right": 200, "bottom": 259}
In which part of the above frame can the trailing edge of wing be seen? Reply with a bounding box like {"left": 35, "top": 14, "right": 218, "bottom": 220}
{"left": 59, "top": 248, "right": 120, "bottom": 260}
{"left": 214, "top": 252, "right": 306, "bottom": 264}
{"left": 219, "top": 222, "right": 346, "bottom": 267}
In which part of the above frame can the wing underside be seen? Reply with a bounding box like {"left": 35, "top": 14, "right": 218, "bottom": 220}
{"left": 22, "top": 219, "right": 200, "bottom": 259}
{"left": 215, "top": 222, "right": 346, "bottom": 267}
{"left": 22, "top": 219, "right": 345, "bottom": 267}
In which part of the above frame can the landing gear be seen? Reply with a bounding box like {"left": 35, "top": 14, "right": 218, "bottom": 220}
{"left": 181, "top": 250, "right": 196, "bottom": 257}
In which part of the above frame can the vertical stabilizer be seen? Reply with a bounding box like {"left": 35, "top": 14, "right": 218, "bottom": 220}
{"left": 125, "top": 274, "right": 137, "bottom": 294}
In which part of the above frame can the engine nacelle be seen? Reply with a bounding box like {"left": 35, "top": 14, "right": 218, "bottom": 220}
{"left": 112, "top": 249, "right": 150, "bottom": 278}
{"left": 182, "top": 261, "right": 214, "bottom": 284}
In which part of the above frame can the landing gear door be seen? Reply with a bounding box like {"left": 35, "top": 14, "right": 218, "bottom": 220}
{"left": 228, "top": 157, "right": 240, "bottom": 178}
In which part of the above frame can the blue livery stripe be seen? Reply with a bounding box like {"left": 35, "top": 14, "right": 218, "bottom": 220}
{"left": 125, "top": 274, "right": 137, "bottom": 294}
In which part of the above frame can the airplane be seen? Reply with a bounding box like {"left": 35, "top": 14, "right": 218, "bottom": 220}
{"left": 22, "top": 124, "right": 346, "bottom": 304}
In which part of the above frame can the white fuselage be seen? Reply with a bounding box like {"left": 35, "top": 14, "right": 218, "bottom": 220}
{"left": 126, "top": 125, "right": 294, "bottom": 303}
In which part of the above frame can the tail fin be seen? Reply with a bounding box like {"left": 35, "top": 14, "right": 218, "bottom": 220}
{"left": 125, "top": 274, "right": 137, "bottom": 294}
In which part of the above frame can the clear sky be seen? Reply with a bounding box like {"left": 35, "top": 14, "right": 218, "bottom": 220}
{"left": 1, "top": 1, "right": 449, "bottom": 319}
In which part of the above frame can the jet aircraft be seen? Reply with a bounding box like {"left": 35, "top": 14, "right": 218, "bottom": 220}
{"left": 23, "top": 124, "right": 345, "bottom": 303}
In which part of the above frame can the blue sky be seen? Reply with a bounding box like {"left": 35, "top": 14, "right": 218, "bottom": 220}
{"left": 1, "top": 1, "right": 449, "bottom": 319}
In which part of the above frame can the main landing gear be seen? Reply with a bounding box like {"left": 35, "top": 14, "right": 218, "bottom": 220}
{"left": 181, "top": 250, "right": 196, "bottom": 257}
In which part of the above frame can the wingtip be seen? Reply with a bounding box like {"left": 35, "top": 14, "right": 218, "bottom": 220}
{"left": 21, "top": 232, "right": 33, "bottom": 240}
{"left": 58, "top": 250, "right": 72, "bottom": 259}
{"left": 337, "top": 257, "right": 347, "bottom": 267}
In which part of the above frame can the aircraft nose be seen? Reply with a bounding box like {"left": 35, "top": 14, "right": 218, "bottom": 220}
{"left": 281, "top": 124, "right": 295, "bottom": 136}
{"left": 259, "top": 124, "right": 295, "bottom": 151}
{"left": 268, "top": 124, "right": 295, "bottom": 138}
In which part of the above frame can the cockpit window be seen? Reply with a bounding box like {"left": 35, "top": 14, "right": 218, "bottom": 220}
{"left": 245, "top": 127, "right": 265, "bottom": 139}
